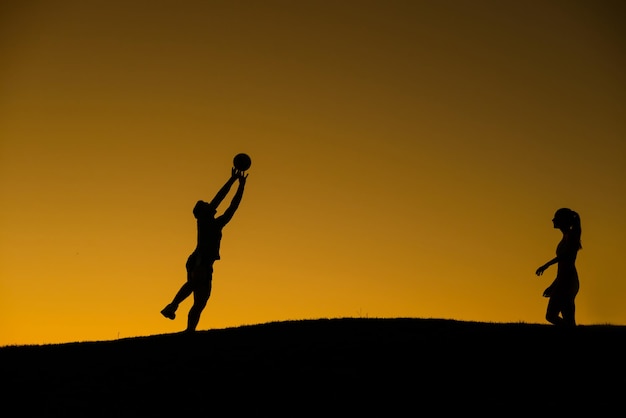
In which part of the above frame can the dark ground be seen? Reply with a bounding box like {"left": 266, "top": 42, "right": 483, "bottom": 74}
{"left": 2, "top": 318, "right": 625, "bottom": 416}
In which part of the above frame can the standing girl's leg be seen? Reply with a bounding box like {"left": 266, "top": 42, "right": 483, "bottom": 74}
{"left": 560, "top": 296, "right": 576, "bottom": 326}
{"left": 545, "top": 296, "right": 564, "bottom": 325}
{"left": 558, "top": 280, "right": 579, "bottom": 327}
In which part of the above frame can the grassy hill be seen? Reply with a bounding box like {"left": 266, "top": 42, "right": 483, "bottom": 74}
{"left": 2, "top": 318, "right": 625, "bottom": 416}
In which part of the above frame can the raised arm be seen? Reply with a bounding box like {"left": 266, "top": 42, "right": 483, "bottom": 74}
{"left": 218, "top": 170, "right": 247, "bottom": 225}
{"left": 208, "top": 168, "right": 238, "bottom": 210}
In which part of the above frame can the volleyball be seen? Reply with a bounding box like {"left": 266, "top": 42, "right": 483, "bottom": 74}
{"left": 233, "top": 153, "right": 252, "bottom": 171}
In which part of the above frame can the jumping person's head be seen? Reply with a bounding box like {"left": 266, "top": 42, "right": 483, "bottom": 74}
{"left": 552, "top": 208, "right": 582, "bottom": 248}
{"left": 193, "top": 200, "right": 217, "bottom": 219}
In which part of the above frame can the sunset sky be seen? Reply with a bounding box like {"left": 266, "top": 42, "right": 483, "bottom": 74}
{"left": 1, "top": 0, "right": 624, "bottom": 346}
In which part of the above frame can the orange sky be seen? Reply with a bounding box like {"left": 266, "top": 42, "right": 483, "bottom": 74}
{"left": 1, "top": 0, "right": 625, "bottom": 346}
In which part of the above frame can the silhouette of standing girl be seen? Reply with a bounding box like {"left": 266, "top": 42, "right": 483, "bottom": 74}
{"left": 535, "top": 208, "right": 582, "bottom": 326}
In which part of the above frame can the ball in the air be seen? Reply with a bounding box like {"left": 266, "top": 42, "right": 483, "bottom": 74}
{"left": 233, "top": 153, "right": 252, "bottom": 171}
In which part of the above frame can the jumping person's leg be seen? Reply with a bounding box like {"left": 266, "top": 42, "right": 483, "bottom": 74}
{"left": 184, "top": 262, "right": 213, "bottom": 332}
{"left": 161, "top": 255, "right": 197, "bottom": 320}
{"left": 161, "top": 282, "right": 194, "bottom": 319}
{"left": 187, "top": 279, "right": 212, "bottom": 332}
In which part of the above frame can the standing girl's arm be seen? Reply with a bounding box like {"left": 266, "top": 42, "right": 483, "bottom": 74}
{"left": 536, "top": 257, "right": 558, "bottom": 276}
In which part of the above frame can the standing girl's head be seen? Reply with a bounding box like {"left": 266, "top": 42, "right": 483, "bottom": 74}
{"left": 553, "top": 208, "right": 582, "bottom": 248}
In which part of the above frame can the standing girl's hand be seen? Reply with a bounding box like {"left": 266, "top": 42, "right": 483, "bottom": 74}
{"left": 535, "top": 265, "right": 547, "bottom": 276}
{"left": 543, "top": 285, "right": 554, "bottom": 298}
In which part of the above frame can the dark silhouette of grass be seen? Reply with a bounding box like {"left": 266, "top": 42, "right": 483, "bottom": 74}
{"left": 2, "top": 318, "right": 625, "bottom": 416}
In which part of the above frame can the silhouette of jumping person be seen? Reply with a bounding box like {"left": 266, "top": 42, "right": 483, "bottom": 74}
{"left": 161, "top": 167, "right": 248, "bottom": 332}
{"left": 535, "top": 208, "right": 582, "bottom": 326}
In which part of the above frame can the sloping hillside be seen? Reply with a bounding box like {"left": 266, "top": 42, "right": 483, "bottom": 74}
{"left": 2, "top": 318, "right": 625, "bottom": 416}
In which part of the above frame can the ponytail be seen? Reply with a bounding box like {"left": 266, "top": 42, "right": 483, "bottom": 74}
{"left": 571, "top": 210, "right": 582, "bottom": 249}
{"left": 555, "top": 207, "right": 582, "bottom": 249}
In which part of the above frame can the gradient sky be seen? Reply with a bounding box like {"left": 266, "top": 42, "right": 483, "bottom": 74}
{"left": 1, "top": 0, "right": 624, "bottom": 346}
